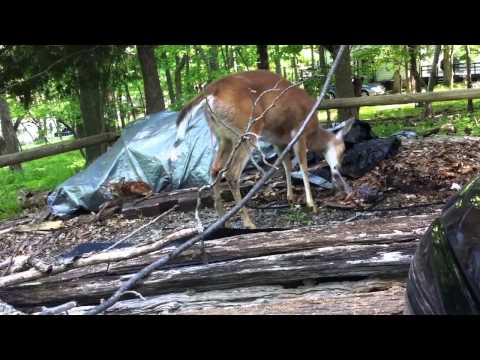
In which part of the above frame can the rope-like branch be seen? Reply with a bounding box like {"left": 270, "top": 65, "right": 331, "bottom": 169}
{"left": 86, "top": 45, "right": 348, "bottom": 315}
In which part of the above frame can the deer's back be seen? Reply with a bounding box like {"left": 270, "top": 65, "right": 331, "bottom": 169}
{"left": 206, "top": 70, "right": 321, "bottom": 145}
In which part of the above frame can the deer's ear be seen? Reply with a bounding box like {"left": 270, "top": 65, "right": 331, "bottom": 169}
{"left": 336, "top": 117, "right": 355, "bottom": 140}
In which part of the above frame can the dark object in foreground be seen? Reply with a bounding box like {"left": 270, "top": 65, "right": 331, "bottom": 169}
{"left": 406, "top": 176, "right": 480, "bottom": 314}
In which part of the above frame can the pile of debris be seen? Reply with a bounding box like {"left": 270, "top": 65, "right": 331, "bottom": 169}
{"left": 346, "top": 136, "right": 480, "bottom": 207}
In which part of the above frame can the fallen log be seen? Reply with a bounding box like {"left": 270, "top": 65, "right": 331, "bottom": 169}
{"left": 0, "top": 132, "right": 119, "bottom": 168}
{"left": 68, "top": 278, "right": 406, "bottom": 315}
{"left": 0, "top": 213, "right": 436, "bottom": 309}
{"left": 122, "top": 184, "right": 254, "bottom": 219}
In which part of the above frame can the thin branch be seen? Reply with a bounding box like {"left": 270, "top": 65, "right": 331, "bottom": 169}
{"left": 103, "top": 204, "right": 179, "bottom": 252}
{"left": 36, "top": 301, "right": 78, "bottom": 315}
{"left": 85, "top": 45, "right": 348, "bottom": 315}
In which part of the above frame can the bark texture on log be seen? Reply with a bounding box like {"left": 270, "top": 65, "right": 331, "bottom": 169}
{"left": 0, "top": 214, "right": 435, "bottom": 310}
{"left": 69, "top": 279, "right": 406, "bottom": 315}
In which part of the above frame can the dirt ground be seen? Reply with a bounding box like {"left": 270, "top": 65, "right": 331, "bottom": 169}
{"left": 1, "top": 135, "right": 479, "bottom": 264}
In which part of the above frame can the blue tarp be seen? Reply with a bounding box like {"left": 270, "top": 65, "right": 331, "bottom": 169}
{"left": 48, "top": 107, "right": 276, "bottom": 217}
{"left": 48, "top": 109, "right": 215, "bottom": 217}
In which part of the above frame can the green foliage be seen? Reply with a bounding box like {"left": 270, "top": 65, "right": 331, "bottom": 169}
{"left": 286, "top": 205, "right": 314, "bottom": 226}
{"left": 0, "top": 151, "right": 85, "bottom": 220}
{"left": 365, "top": 99, "right": 480, "bottom": 137}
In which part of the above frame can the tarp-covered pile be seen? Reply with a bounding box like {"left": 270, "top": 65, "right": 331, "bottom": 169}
{"left": 48, "top": 107, "right": 400, "bottom": 218}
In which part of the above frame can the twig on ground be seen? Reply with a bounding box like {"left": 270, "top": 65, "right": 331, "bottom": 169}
{"left": 36, "top": 301, "right": 78, "bottom": 315}
{"left": 120, "top": 291, "right": 146, "bottom": 301}
{"left": 104, "top": 204, "right": 179, "bottom": 252}
{"left": 85, "top": 45, "right": 348, "bottom": 315}
{"left": 2, "top": 238, "right": 28, "bottom": 276}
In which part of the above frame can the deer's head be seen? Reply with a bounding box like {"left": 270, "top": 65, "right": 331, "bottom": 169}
{"left": 323, "top": 118, "right": 355, "bottom": 194}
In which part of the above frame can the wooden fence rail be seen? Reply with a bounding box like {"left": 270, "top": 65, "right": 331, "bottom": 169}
{"left": 2, "top": 88, "right": 480, "bottom": 168}
{"left": 0, "top": 132, "right": 119, "bottom": 168}
{"left": 318, "top": 88, "right": 480, "bottom": 110}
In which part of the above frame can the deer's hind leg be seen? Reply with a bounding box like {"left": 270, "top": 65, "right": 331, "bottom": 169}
{"left": 293, "top": 136, "right": 318, "bottom": 213}
{"left": 211, "top": 136, "right": 232, "bottom": 222}
{"left": 224, "top": 141, "right": 257, "bottom": 229}
{"left": 274, "top": 145, "right": 294, "bottom": 204}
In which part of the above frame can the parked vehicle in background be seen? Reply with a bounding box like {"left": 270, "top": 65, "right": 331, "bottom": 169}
{"left": 326, "top": 83, "right": 386, "bottom": 98}
{"left": 54, "top": 128, "right": 74, "bottom": 137}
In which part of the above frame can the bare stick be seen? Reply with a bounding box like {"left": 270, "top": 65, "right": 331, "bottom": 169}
{"left": 85, "top": 46, "right": 347, "bottom": 315}
{"left": 104, "top": 204, "right": 179, "bottom": 252}
{"left": 36, "top": 301, "right": 78, "bottom": 315}
{"left": 2, "top": 238, "right": 28, "bottom": 276}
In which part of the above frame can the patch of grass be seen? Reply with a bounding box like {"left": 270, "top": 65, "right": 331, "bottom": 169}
{"left": 0, "top": 150, "right": 85, "bottom": 220}
{"left": 286, "top": 205, "right": 314, "bottom": 226}
{"left": 318, "top": 96, "right": 480, "bottom": 138}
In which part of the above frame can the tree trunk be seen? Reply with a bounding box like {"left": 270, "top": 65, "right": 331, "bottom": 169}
{"left": 123, "top": 82, "right": 137, "bottom": 121}
{"left": 76, "top": 50, "right": 105, "bottom": 164}
{"left": 136, "top": 45, "right": 165, "bottom": 115}
{"left": 42, "top": 118, "right": 48, "bottom": 144}
{"left": 208, "top": 45, "right": 220, "bottom": 74}
{"left": 465, "top": 45, "right": 474, "bottom": 113}
{"left": 318, "top": 45, "right": 327, "bottom": 70}
{"left": 331, "top": 45, "right": 357, "bottom": 121}
{"left": 0, "top": 98, "right": 22, "bottom": 171}
{"left": 404, "top": 46, "right": 411, "bottom": 93}
{"left": 353, "top": 77, "right": 363, "bottom": 97}
{"left": 274, "top": 45, "right": 282, "bottom": 75}
{"left": 310, "top": 45, "right": 315, "bottom": 69}
{"left": 256, "top": 45, "right": 269, "bottom": 70}
{"left": 194, "top": 45, "right": 212, "bottom": 80}
{"left": 174, "top": 54, "right": 188, "bottom": 105}
{"left": 184, "top": 46, "right": 194, "bottom": 95}
{"left": 392, "top": 69, "right": 402, "bottom": 94}
{"left": 160, "top": 52, "right": 176, "bottom": 105}
{"left": 423, "top": 45, "right": 442, "bottom": 117}
{"left": 442, "top": 45, "right": 454, "bottom": 88}
{"left": 291, "top": 56, "right": 299, "bottom": 81}
{"left": 408, "top": 45, "right": 424, "bottom": 94}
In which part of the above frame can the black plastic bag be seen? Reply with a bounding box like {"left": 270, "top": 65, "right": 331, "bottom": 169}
{"left": 341, "top": 137, "right": 401, "bottom": 179}
{"left": 406, "top": 176, "right": 480, "bottom": 314}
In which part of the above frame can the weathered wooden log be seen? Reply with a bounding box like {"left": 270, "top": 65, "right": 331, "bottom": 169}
{"left": 318, "top": 88, "right": 480, "bottom": 110}
{"left": 0, "top": 213, "right": 436, "bottom": 309}
{"left": 68, "top": 279, "right": 406, "bottom": 315}
{"left": 0, "top": 132, "right": 119, "bottom": 168}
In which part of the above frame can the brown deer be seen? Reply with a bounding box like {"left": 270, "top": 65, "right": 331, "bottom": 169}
{"left": 177, "top": 70, "right": 354, "bottom": 229}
